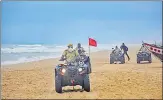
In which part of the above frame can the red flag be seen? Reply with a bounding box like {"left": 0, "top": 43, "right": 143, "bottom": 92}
{"left": 89, "top": 38, "right": 97, "bottom": 47}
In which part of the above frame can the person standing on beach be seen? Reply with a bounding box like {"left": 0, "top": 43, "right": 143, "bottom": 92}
{"left": 75, "top": 43, "right": 85, "bottom": 55}
{"left": 60, "top": 44, "right": 79, "bottom": 62}
{"left": 120, "top": 43, "right": 130, "bottom": 61}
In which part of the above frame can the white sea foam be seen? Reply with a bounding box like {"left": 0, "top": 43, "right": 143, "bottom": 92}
{"left": 1, "top": 45, "right": 66, "bottom": 53}
{"left": 1, "top": 55, "right": 61, "bottom": 65}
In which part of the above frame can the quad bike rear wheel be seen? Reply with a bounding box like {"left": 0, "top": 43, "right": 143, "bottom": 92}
{"left": 86, "top": 58, "right": 92, "bottom": 74}
{"left": 82, "top": 75, "right": 90, "bottom": 92}
{"left": 120, "top": 56, "right": 125, "bottom": 64}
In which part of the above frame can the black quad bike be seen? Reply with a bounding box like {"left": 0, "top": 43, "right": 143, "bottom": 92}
{"left": 55, "top": 57, "right": 91, "bottom": 93}
{"left": 110, "top": 50, "right": 125, "bottom": 64}
{"left": 136, "top": 44, "right": 152, "bottom": 64}
{"left": 137, "top": 51, "right": 152, "bottom": 63}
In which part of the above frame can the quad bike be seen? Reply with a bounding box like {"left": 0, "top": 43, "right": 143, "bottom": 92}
{"left": 136, "top": 44, "right": 152, "bottom": 64}
{"left": 137, "top": 51, "right": 152, "bottom": 64}
{"left": 55, "top": 57, "right": 91, "bottom": 93}
{"left": 110, "top": 50, "right": 125, "bottom": 64}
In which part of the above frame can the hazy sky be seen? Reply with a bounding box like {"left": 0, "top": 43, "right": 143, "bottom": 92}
{"left": 1, "top": 1, "right": 162, "bottom": 44}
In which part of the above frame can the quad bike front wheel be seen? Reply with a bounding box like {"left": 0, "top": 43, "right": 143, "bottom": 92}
{"left": 137, "top": 57, "right": 141, "bottom": 64}
{"left": 55, "top": 75, "right": 62, "bottom": 93}
{"left": 110, "top": 57, "right": 114, "bottom": 64}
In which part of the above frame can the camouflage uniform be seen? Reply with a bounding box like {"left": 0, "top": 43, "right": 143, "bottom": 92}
{"left": 60, "top": 44, "right": 79, "bottom": 63}
{"left": 62, "top": 49, "right": 79, "bottom": 62}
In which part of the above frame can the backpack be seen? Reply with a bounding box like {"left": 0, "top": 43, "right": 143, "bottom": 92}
{"left": 125, "top": 46, "right": 128, "bottom": 51}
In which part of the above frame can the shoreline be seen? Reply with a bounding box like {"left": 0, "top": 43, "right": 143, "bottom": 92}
{"left": 1, "top": 44, "right": 143, "bottom": 66}
{"left": 1, "top": 50, "right": 109, "bottom": 70}
{"left": 1, "top": 50, "right": 109, "bottom": 67}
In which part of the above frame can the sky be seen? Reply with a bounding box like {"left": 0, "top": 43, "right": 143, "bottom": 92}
{"left": 1, "top": 1, "right": 162, "bottom": 45}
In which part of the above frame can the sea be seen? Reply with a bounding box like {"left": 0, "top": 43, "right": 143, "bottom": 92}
{"left": 1, "top": 44, "right": 119, "bottom": 65}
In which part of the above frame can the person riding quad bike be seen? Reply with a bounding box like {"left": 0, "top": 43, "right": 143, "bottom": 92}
{"left": 60, "top": 44, "right": 79, "bottom": 63}
{"left": 112, "top": 46, "right": 121, "bottom": 54}
{"left": 75, "top": 43, "right": 86, "bottom": 55}
{"left": 76, "top": 43, "right": 92, "bottom": 73}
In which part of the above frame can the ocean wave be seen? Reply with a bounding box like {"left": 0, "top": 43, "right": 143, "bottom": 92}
{"left": 1, "top": 44, "right": 111, "bottom": 65}
{"left": 1, "top": 44, "right": 67, "bottom": 53}
{"left": 1, "top": 55, "right": 61, "bottom": 65}
{"left": 1, "top": 44, "right": 142, "bottom": 54}
{"left": 1, "top": 44, "right": 113, "bottom": 53}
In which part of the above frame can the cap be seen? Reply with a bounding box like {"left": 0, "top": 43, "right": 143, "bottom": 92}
{"left": 68, "top": 44, "right": 73, "bottom": 47}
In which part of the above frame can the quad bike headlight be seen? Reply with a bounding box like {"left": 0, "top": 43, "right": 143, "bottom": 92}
{"left": 81, "top": 57, "right": 84, "bottom": 60}
{"left": 61, "top": 68, "right": 66, "bottom": 73}
{"left": 78, "top": 68, "right": 83, "bottom": 72}
{"left": 79, "top": 61, "right": 84, "bottom": 64}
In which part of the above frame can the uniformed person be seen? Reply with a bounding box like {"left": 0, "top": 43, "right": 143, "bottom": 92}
{"left": 114, "top": 46, "right": 121, "bottom": 54}
{"left": 140, "top": 45, "right": 147, "bottom": 52}
{"left": 75, "top": 43, "right": 85, "bottom": 55}
{"left": 120, "top": 43, "right": 130, "bottom": 61}
{"left": 60, "top": 44, "right": 79, "bottom": 63}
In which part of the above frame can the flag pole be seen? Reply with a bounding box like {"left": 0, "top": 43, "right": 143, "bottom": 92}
{"left": 88, "top": 37, "right": 90, "bottom": 57}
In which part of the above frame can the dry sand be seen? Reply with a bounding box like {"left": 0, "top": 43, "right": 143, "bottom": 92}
{"left": 1, "top": 46, "right": 162, "bottom": 99}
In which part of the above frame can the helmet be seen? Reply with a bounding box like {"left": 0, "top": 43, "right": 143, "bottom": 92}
{"left": 115, "top": 46, "right": 118, "bottom": 48}
{"left": 68, "top": 44, "right": 73, "bottom": 48}
{"left": 77, "top": 43, "right": 81, "bottom": 48}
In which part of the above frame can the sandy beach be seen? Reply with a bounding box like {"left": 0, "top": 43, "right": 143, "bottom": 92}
{"left": 1, "top": 46, "right": 162, "bottom": 99}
